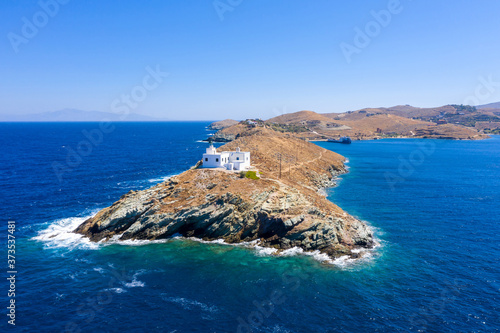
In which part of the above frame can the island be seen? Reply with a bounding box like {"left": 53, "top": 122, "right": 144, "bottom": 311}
{"left": 211, "top": 104, "right": 497, "bottom": 142}
{"left": 75, "top": 124, "right": 375, "bottom": 260}
{"left": 74, "top": 102, "right": 499, "bottom": 260}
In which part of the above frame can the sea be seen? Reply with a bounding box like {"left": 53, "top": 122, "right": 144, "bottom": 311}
{"left": 0, "top": 122, "right": 498, "bottom": 333}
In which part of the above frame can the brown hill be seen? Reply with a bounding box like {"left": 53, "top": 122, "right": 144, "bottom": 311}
{"left": 267, "top": 110, "right": 339, "bottom": 125}
{"left": 265, "top": 109, "right": 488, "bottom": 140}
{"left": 336, "top": 104, "right": 500, "bottom": 132}
{"left": 208, "top": 119, "right": 239, "bottom": 130}
{"left": 75, "top": 126, "right": 374, "bottom": 260}
{"left": 325, "top": 105, "right": 457, "bottom": 120}
{"left": 477, "top": 102, "right": 500, "bottom": 109}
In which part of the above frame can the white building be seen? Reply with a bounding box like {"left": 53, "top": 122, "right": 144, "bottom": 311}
{"left": 202, "top": 144, "right": 251, "bottom": 171}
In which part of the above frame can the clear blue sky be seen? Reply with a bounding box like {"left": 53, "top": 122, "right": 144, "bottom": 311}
{"left": 1, "top": 0, "right": 500, "bottom": 120}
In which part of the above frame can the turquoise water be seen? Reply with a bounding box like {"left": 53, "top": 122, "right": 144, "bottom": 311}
{"left": 0, "top": 123, "right": 498, "bottom": 332}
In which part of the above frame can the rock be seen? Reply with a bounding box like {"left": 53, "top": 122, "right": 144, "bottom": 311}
{"left": 74, "top": 169, "right": 374, "bottom": 258}
{"left": 74, "top": 126, "right": 375, "bottom": 259}
{"left": 210, "top": 132, "right": 236, "bottom": 142}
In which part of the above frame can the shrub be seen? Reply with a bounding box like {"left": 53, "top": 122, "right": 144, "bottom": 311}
{"left": 244, "top": 171, "right": 259, "bottom": 180}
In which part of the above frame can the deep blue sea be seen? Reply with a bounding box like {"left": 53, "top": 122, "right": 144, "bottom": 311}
{"left": 0, "top": 122, "right": 499, "bottom": 333}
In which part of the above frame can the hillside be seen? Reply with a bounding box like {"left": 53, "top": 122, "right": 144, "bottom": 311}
{"left": 207, "top": 118, "right": 239, "bottom": 130}
{"left": 267, "top": 110, "right": 339, "bottom": 125}
{"left": 263, "top": 109, "right": 487, "bottom": 140}
{"left": 336, "top": 104, "right": 500, "bottom": 133}
{"left": 75, "top": 126, "right": 374, "bottom": 259}
{"left": 477, "top": 102, "right": 500, "bottom": 109}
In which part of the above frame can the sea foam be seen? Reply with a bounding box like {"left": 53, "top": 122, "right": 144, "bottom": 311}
{"left": 147, "top": 175, "right": 175, "bottom": 183}
{"left": 33, "top": 213, "right": 381, "bottom": 268}
{"left": 32, "top": 214, "right": 100, "bottom": 250}
{"left": 160, "top": 295, "right": 219, "bottom": 313}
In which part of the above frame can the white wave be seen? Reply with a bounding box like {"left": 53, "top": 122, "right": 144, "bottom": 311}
{"left": 306, "top": 250, "right": 336, "bottom": 264}
{"left": 33, "top": 214, "right": 172, "bottom": 250}
{"left": 268, "top": 240, "right": 382, "bottom": 268}
{"left": 33, "top": 212, "right": 382, "bottom": 269}
{"left": 124, "top": 278, "right": 145, "bottom": 288}
{"left": 280, "top": 247, "right": 304, "bottom": 256}
{"left": 123, "top": 270, "right": 146, "bottom": 288}
{"left": 279, "top": 247, "right": 335, "bottom": 264}
{"left": 32, "top": 214, "right": 100, "bottom": 250}
{"left": 279, "top": 247, "right": 369, "bottom": 267}
{"left": 184, "top": 237, "right": 227, "bottom": 244}
{"left": 67, "top": 269, "right": 89, "bottom": 281}
{"left": 254, "top": 245, "right": 278, "bottom": 256}
{"left": 106, "top": 287, "right": 126, "bottom": 294}
{"left": 179, "top": 236, "right": 262, "bottom": 248}
{"left": 75, "top": 258, "right": 92, "bottom": 263}
{"left": 106, "top": 235, "right": 170, "bottom": 246}
{"left": 161, "top": 295, "right": 218, "bottom": 313}
{"left": 330, "top": 255, "right": 354, "bottom": 267}
{"left": 177, "top": 236, "right": 379, "bottom": 268}
{"left": 148, "top": 175, "right": 175, "bottom": 183}
{"left": 93, "top": 267, "right": 105, "bottom": 274}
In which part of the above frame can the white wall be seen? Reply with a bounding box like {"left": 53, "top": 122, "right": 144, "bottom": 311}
{"left": 202, "top": 152, "right": 230, "bottom": 168}
{"left": 230, "top": 152, "right": 250, "bottom": 170}
{"left": 202, "top": 148, "right": 250, "bottom": 170}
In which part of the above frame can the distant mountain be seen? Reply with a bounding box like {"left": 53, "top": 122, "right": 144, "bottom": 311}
{"left": 0, "top": 109, "right": 164, "bottom": 122}
{"left": 476, "top": 102, "right": 500, "bottom": 109}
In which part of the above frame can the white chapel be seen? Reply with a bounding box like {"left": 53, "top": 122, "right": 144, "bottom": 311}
{"left": 202, "top": 143, "right": 251, "bottom": 171}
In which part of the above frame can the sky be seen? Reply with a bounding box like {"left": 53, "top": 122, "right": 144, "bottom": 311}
{"left": 1, "top": 0, "right": 500, "bottom": 120}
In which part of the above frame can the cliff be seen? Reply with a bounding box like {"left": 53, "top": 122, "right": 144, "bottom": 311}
{"left": 75, "top": 126, "right": 375, "bottom": 259}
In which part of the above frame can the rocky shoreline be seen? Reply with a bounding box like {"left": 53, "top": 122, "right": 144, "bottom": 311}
{"left": 74, "top": 126, "right": 375, "bottom": 260}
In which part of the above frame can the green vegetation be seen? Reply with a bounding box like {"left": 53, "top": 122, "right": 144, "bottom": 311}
{"left": 241, "top": 119, "right": 265, "bottom": 127}
{"left": 449, "top": 104, "right": 477, "bottom": 113}
{"left": 413, "top": 105, "right": 500, "bottom": 128}
{"left": 267, "top": 123, "right": 309, "bottom": 133}
{"left": 440, "top": 113, "right": 500, "bottom": 128}
{"left": 240, "top": 171, "right": 260, "bottom": 180}
{"left": 380, "top": 133, "right": 400, "bottom": 138}
{"left": 484, "top": 128, "right": 500, "bottom": 134}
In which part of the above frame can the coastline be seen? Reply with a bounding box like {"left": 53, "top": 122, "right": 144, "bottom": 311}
{"left": 72, "top": 126, "right": 376, "bottom": 261}
{"left": 30, "top": 126, "right": 385, "bottom": 268}
{"left": 35, "top": 208, "right": 381, "bottom": 267}
{"left": 64, "top": 129, "right": 496, "bottom": 263}
{"left": 311, "top": 134, "right": 491, "bottom": 142}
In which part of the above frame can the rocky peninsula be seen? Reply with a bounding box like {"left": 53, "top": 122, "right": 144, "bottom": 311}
{"left": 75, "top": 125, "right": 375, "bottom": 259}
